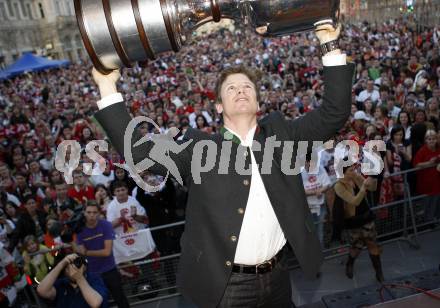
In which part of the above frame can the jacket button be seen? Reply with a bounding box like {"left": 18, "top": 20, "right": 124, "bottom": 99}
{"left": 230, "top": 235, "right": 237, "bottom": 242}
{"left": 237, "top": 208, "right": 244, "bottom": 214}
{"left": 225, "top": 261, "right": 232, "bottom": 267}
{"left": 243, "top": 179, "right": 250, "bottom": 186}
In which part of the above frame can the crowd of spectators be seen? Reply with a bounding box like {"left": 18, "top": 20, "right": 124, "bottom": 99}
{"left": 0, "top": 16, "right": 440, "bottom": 304}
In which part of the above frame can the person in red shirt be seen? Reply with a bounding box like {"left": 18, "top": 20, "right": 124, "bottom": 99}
{"left": 67, "top": 170, "right": 95, "bottom": 206}
{"left": 413, "top": 130, "right": 440, "bottom": 223}
{"left": 300, "top": 94, "right": 313, "bottom": 114}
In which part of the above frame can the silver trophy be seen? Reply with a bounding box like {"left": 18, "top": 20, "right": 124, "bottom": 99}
{"left": 74, "top": 0, "right": 340, "bottom": 74}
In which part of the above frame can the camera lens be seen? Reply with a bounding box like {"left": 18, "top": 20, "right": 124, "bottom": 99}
{"left": 73, "top": 256, "right": 86, "bottom": 268}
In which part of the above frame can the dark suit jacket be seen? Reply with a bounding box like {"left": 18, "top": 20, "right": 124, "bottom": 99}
{"left": 95, "top": 64, "right": 354, "bottom": 308}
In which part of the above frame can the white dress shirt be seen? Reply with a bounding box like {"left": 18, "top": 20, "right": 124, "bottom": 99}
{"left": 225, "top": 125, "right": 287, "bottom": 265}
{"left": 357, "top": 89, "right": 380, "bottom": 103}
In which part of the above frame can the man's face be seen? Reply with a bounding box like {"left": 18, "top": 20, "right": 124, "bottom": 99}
{"left": 404, "top": 99, "right": 415, "bottom": 113}
{"left": 45, "top": 135, "right": 54, "bottom": 146}
{"left": 0, "top": 165, "right": 9, "bottom": 178}
{"left": 386, "top": 99, "right": 395, "bottom": 110}
{"left": 269, "top": 91, "right": 279, "bottom": 104}
{"left": 84, "top": 206, "right": 99, "bottom": 225}
{"left": 194, "top": 93, "right": 202, "bottom": 103}
{"left": 55, "top": 183, "right": 68, "bottom": 198}
{"left": 25, "top": 198, "right": 37, "bottom": 214}
{"left": 73, "top": 173, "right": 85, "bottom": 186}
{"left": 63, "top": 127, "right": 72, "bottom": 137}
{"left": 216, "top": 73, "right": 258, "bottom": 118}
{"left": 114, "top": 186, "right": 128, "bottom": 202}
{"left": 302, "top": 95, "right": 310, "bottom": 106}
{"left": 380, "top": 90, "right": 389, "bottom": 100}
{"left": 24, "top": 138, "right": 34, "bottom": 149}
{"left": 29, "top": 161, "right": 40, "bottom": 173}
{"left": 194, "top": 103, "right": 202, "bottom": 114}
{"left": 13, "top": 155, "right": 25, "bottom": 167}
{"left": 15, "top": 175, "right": 26, "bottom": 187}
{"left": 367, "top": 81, "right": 374, "bottom": 91}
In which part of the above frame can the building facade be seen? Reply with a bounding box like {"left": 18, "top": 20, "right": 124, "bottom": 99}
{"left": 341, "top": 0, "right": 440, "bottom": 27}
{"left": 0, "top": 0, "right": 84, "bottom": 67}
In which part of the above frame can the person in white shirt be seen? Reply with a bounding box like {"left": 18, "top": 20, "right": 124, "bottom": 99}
{"left": 89, "top": 161, "right": 114, "bottom": 187}
{"left": 188, "top": 102, "right": 213, "bottom": 128}
{"left": 39, "top": 150, "right": 55, "bottom": 172}
{"left": 301, "top": 156, "right": 331, "bottom": 246}
{"left": 385, "top": 97, "right": 401, "bottom": 120}
{"left": 357, "top": 80, "right": 380, "bottom": 104}
{"left": 0, "top": 208, "right": 14, "bottom": 249}
{"left": 106, "top": 181, "right": 148, "bottom": 235}
{"left": 1, "top": 191, "right": 21, "bottom": 207}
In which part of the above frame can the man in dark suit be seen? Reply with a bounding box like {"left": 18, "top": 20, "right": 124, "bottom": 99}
{"left": 92, "top": 23, "right": 354, "bottom": 308}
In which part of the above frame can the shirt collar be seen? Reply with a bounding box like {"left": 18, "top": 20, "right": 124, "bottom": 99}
{"left": 220, "top": 125, "right": 257, "bottom": 147}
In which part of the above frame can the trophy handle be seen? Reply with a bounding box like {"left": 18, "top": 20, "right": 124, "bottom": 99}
{"left": 211, "top": 0, "right": 221, "bottom": 22}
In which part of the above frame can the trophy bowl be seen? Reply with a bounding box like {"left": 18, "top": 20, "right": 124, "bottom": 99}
{"left": 74, "top": 0, "right": 340, "bottom": 74}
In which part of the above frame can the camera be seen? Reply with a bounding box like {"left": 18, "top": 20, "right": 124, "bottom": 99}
{"left": 64, "top": 211, "right": 85, "bottom": 234}
{"left": 72, "top": 256, "right": 87, "bottom": 269}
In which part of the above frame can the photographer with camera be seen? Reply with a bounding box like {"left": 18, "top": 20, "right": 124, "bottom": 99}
{"left": 37, "top": 253, "right": 107, "bottom": 308}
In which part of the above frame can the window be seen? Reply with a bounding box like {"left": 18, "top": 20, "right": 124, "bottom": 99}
{"left": 38, "top": 2, "right": 44, "bottom": 18}
{"left": 13, "top": 2, "right": 20, "bottom": 19}
{"left": 65, "top": 0, "right": 72, "bottom": 15}
{"left": 55, "top": 0, "right": 60, "bottom": 15}
{"left": 0, "top": 2, "right": 8, "bottom": 19}
{"left": 64, "top": 36, "right": 72, "bottom": 49}
{"left": 26, "top": 3, "right": 32, "bottom": 19}
{"left": 74, "top": 35, "right": 82, "bottom": 47}
{"left": 5, "top": 0, "right": 13, "bottom": 17}
{"left": 19, "top": 1, "right": 26, "bottom": 17}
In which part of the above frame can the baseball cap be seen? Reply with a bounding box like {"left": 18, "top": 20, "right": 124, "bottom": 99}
{"left": 353, "top": 110, "right": 369, "bottom": 122}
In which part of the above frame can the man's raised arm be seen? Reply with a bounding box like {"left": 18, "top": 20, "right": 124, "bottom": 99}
{"left": 287, "top": 23, "right": 354, "bottom": 142}
{"left": 92, "top": 69, "right": 192, "bottom": 182}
